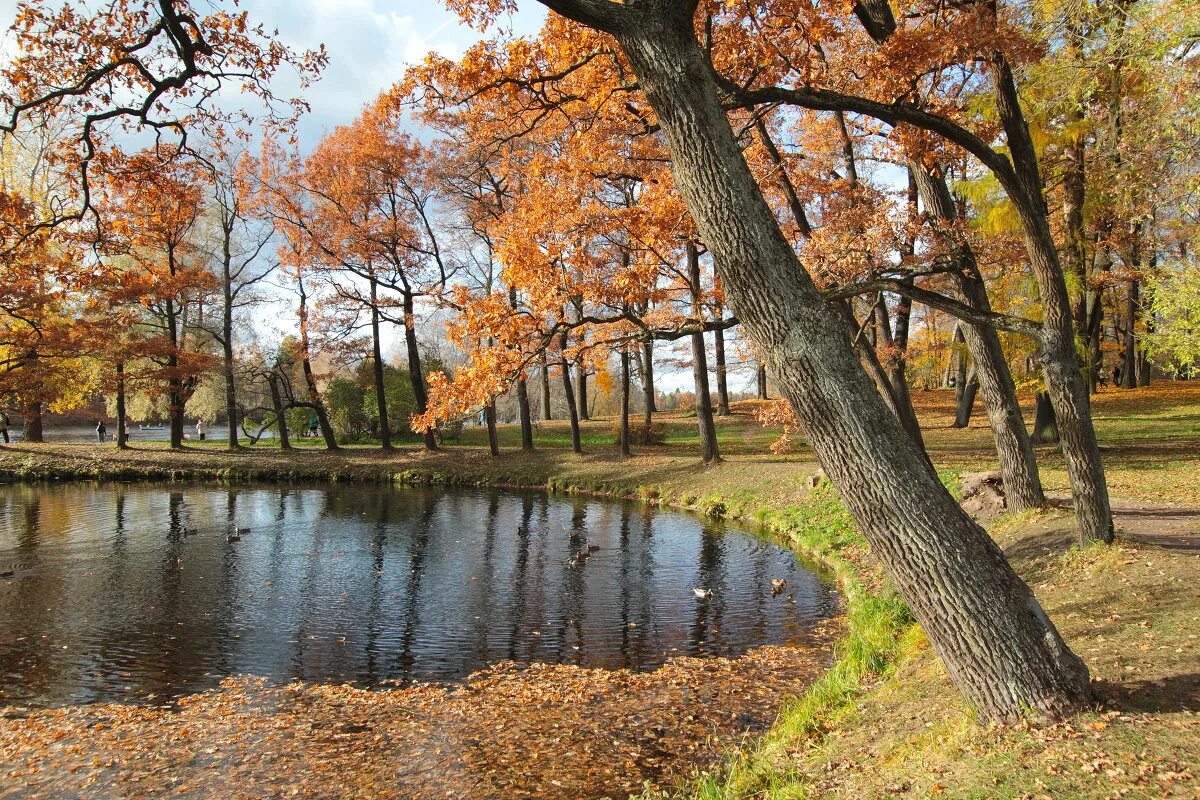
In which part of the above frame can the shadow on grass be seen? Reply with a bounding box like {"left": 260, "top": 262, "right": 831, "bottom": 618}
{"left": 1101, "top": 673, "right": 1200, "bottom": 713}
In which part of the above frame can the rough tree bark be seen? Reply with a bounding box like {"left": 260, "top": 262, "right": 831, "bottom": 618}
{"left": 532, "top": 1, "right": 1092, "bottom": 721}
{"left": 990, "top": 55, "right": 1113, "bottom": 543}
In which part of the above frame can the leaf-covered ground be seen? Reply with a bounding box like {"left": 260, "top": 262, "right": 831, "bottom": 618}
{"left": 0, "top": 640, "right": 837, "bottom": 799}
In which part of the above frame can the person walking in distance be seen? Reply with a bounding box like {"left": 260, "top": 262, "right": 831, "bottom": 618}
{"left": 0, "top": 410, "right": 9, "bottom": 444}
{"left": 96, "top": 419, "right": 107, "bottom": 443}
{"left": 197, "top": 420, "right": 206, "bottom": 441}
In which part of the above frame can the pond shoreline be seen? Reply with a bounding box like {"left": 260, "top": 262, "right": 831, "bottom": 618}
{"left": 0, "top": 443, "right": 905, "bottom": 798}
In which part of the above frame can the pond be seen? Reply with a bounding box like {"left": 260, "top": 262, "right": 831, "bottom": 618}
{"left": 0, "top": 482, "right": 836, "bottom": 708}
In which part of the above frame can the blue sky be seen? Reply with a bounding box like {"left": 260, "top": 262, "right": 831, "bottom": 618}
{"left": 0, "top": 0, "right": 546, "bottom": 148}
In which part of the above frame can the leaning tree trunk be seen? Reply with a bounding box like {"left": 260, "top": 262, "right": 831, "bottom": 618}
{"left": 687, "top": 242, "right": 721, "bottom": 464}
{"left": 992, "top": 55, "right": 1113, "bottom": 543}
{"left": 605, "top": 15, "right": 1091, "bottom": 722}
{"left": 910, "top": 163, "right": 1047, "bottom": 511}
{"left": 559, "top": 329, "right": 583, "bottom": 454}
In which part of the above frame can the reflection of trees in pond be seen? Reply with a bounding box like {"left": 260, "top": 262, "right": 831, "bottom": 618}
{"left": 469, "top": 491, "right": 507, "bottom": 663}
{"left": 690, "top": 521, "right": 729, "bottom": 654}
{"left": 0, "top": 483, "right": 832, "bottom": 705}
{"left": 0, "top": 492, "right": 50, "bottom": 700}
{"left": 391, "top": 490, "right": 437, "bottom": 680}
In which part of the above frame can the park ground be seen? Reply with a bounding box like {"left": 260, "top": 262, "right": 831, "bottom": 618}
{"left": 0, "top": 383, "right": 1198, "bottom": 799}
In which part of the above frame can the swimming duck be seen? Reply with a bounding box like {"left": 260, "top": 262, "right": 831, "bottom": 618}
{"left": 693, "top": 587, "right": 713, "bottom": 600}
{"left": 771, "top": 579, "right": 787, "bottom": 595}
{"left": 227, "top": 532, "right": 241, "bottom": 543}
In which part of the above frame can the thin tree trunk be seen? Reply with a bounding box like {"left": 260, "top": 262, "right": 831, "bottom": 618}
{"left": 297, "top": 275, "right": 338, "bottom": 451}
{"left": 402, "top": 294, "right": 437, "bottom": 451}
{"left": 991, "top": 53, "right": 1113, "bottom": 543}
{"left": 604, "top": 17, "right": 1090, "bottom": 721}
{"left": 687, "top": 242, "right": 721, "bottom": 464}
{"left": 115, "top": 362, "right": 128, "bottom": 449}
{"left": 221, "top": 248, "right": 240, "bottom": 450}
{"left": 874, "top": 294, "right": 923, "bottom": 446}
{"left": 756, "top": 363, "right": 768, "bottom": 399}
{"left": 713, "top": 319, "right": 730, "bottom": 415}
{"left": 1123, "top": 278, "right": 1139, "bottom": 389}
{"left": 576, "top": 358, "right": 590, "bottom": 421}
{"left": 516, "top": 377, "right": 534, "bottom": 450}
{"left": 485, "top": 400, "right": 500, "bottom": 456}
{"left": 509, "top": 288, "right": 534, "bottom": 450}
{"left": 955, "top": 368, "right": 979, "bottom": 428}
{"left": 370, "top": 278, "right": 392, "bottom": 450}
{"left": 953, "top": 323, "right": 968, "bottom": 410}
{"left": 165, "top": 294, "right": 184, "bottom": 449}
{"left": 540, "top": 349, "right": 552, "bottom": 420}
{"left": 267, "top": 373, "right": 291, "bottom": 451}
{"left": 841, "top": 302, "right": 927, "bottom": 454}
{"left": 559, "top": 329, "right": 582, "bottom": 454}
{"left": 642, "top": 335, "right": 656, "bottom": 414}
{"left": 911, "top": 163, "right": 1045, "bottom": 511}
{"left": 620, "top": 347, "right": 632, "bottom": 457}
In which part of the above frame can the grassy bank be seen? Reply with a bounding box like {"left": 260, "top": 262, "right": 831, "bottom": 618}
{"left": 1, "top": 384, "right": 1198, "bottom": 799}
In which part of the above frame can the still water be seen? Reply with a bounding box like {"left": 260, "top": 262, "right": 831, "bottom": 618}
{"left": 0, "top": 483, "right": 836, "bottom": 708}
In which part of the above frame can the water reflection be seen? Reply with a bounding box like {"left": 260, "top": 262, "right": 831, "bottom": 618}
{"left": 0, "top": 483, "right": 836, "bottom": 708}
